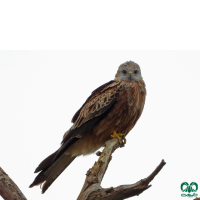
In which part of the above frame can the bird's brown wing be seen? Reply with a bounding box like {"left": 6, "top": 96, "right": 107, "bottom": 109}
{"left": 30, "top": 80, "right": 121, "bottom": 193}
{"left": 63, "top": 80, "right": 120, "bottom": 140}
{"left": 33, "top": 80, "right": 120, "bottom": 174}
{"left": 55, "top": 80, "right": 121, "bottom": 160}
{"left": 71, "top": 80, "right": 118, "bottom": 123}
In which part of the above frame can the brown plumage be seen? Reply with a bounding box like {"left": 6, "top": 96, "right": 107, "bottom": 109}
{"left": 29, "top": 61, "right": 146, "bottom": 193}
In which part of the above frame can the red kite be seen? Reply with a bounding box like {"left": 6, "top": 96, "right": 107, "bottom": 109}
{"left": 29, "top": 61, "right": 146, "bottom": 193}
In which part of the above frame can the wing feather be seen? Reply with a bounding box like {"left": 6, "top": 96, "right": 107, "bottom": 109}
{"left": 73, "top": 81, "right": 119, "bottom": 127}
{"left": 61, "top": 80, "right": 120, "bottom": 144}
{"left": 50, "top": 80, "right": 120, "bottom": 164}
{"left": 72, "top": 80, "right": 116, "bottom": 123}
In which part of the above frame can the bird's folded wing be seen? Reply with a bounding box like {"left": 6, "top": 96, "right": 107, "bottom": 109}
{"left": 32, "top": 81, "right": 121, "bottom": 176}
{"left": 62, "top": 80, "right": 120, "bottom": 144}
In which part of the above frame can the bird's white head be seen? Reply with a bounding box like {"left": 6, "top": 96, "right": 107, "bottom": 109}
{"left": 115, "top": 61, "right": 143, "bottom": 82}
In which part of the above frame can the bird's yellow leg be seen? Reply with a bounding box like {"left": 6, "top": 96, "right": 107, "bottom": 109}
{"left": 111, "top": 131, "right": 126, "bottom": 146}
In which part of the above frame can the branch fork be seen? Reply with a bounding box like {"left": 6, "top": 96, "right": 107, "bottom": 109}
{"left": 77, "top": 138, "right": 166, "bottom": 200}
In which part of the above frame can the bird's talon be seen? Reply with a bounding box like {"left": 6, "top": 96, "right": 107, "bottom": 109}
{"left": 111, "top": 131, "right": 126, "bottom": 147}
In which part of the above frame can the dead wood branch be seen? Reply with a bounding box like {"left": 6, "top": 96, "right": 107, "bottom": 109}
{"left": 0, "top": 167, "right": 27, "bottom": 200}
{"left": 77, "top": 138, "right": 166, "bottom": 200}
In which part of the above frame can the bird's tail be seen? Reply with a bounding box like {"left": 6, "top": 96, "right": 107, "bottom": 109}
{"left": 29, "top": 151, "right": 76, "bottom": 193}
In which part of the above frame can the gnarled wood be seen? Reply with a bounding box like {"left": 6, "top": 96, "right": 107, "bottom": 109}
{"left": 0, "top": 167, "right": 27, "bottom": 200}
{"left": 77, "top": 138, "right": 166, "bottom": 200}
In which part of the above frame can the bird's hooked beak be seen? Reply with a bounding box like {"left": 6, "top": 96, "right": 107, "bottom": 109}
{"left": 128, "top": 71, "right": 134, "bottom": 80}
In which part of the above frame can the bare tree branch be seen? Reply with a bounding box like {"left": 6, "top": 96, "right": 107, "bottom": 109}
{"left": 0, "top": 167, "right": 27, "bottom": 200}
{"left": 77, "top": 138, "right": 166, "bottom": 200}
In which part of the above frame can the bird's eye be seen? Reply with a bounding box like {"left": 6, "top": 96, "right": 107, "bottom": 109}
{"left": 122, "top": 70, "right": 127, "bottom": 75}
{"left": 134, "top": 70, "right": 139, "bottom": 74}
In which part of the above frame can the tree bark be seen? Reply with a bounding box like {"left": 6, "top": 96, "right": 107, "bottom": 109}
{"left": 77, "top": 138, "right": 166, "bottom": 200}
{"left": 0, "top": 167, "right": 27, "bottom": 200}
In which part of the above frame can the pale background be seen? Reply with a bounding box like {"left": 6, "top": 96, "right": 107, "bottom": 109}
{"left": 0, "top": 50, "right": 200, "bottom": 200}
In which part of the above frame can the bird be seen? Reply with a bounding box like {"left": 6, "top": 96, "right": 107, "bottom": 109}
{"left": 29, "top": 61, "right": 146, "bottom": 193}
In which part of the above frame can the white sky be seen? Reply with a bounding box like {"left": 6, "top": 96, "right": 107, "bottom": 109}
{"left": 0, "top": 51, "right": 200, "bottom": 200}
